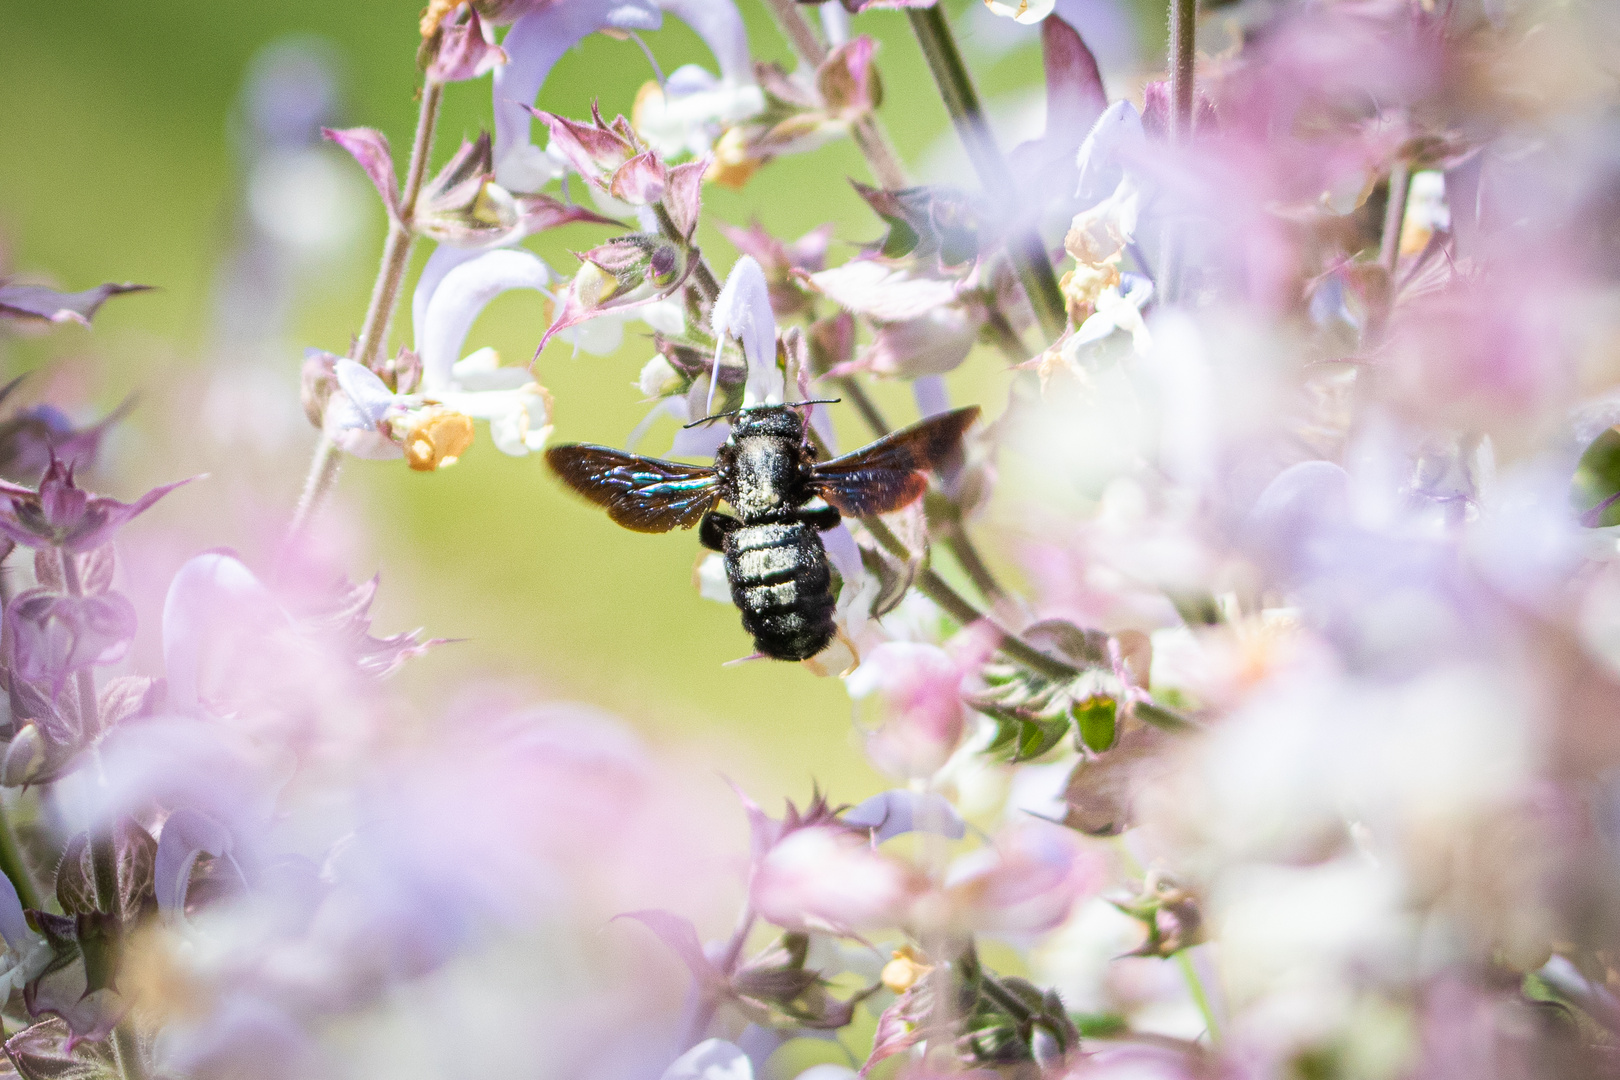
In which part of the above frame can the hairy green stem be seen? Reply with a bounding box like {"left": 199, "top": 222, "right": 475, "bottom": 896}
{"left": 758, "top": 0, "right": 907, "bottom": 189}
{"left": 1161, "top": 0, "right": 1198, "bottom": 303}
{"left": 110, "top": 1021, "right": 148, "bottom": 1080}
{"left": 59, "top": 551, "right": 120, "bottom": 923}
{"left": 64, "top": 555, "right": 144, "bottom": 1078}
{"left": 1113, "top": 838, "right": 1222, "bottom": 1045}
{"left": 907, "top": 6, "right": 1068, "bottom": 345}
{"left": 862, "top": 517, "right": 1077, "bottom": 683}
{"left": 1169, "top": 0, "right": 1198, "bottom": 145}
{"left": 653, "top": 203, "right": 722, "bottom": 304}
{"left": 0, "top": 550, "right": 39, "bottom": 913}
{"left": 832, "top": 376, "right": 891, "bottom": 439}
{"left": 0, "top": 794, "right": 40, "bottom": 913}
{"left": 1175, "top": 950, "right": 1221, "bottom": 1044}
{"left": 289, "top": 80, "right": 444, "bottom": 542}
{"left": 943, "top": 523, "right": 1008, "bottom": 605}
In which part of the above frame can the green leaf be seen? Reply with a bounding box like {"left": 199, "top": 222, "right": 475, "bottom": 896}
{"left": 1572, "top": 425, "right": 1620, "bottom": 527}
{"left": 1073, "top": 697, "right": 1117, "bottom": 752}
{"left": 1012, "top": 717, "right": 1069, "bottom": 762}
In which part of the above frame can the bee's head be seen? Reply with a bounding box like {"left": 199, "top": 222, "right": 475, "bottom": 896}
{"left": 731, "top": 405, "right": 804, "bottom": 440}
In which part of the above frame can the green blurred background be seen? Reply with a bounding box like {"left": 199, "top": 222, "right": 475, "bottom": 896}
{"left": 0, "top": 0, "right": 1154, "bottom": 801}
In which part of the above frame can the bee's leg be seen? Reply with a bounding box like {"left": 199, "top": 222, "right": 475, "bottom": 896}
{"left": 800, "top": 505, "right": 842, "bottom": 531}
{"left": 699, "top": 511, "right": 741, "bottom": 552}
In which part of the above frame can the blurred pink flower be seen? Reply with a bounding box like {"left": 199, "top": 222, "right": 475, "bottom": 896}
{"left": 752, "top": 826, "right": 925, "bottom": 934}
{"left": 846, "top": 640, "right": 978, "bottom": 779}
{"left": 936, "top": 822, "right": 1106, "bottom": 936}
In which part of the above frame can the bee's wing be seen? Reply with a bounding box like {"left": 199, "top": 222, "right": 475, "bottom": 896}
{"left": 546, "top": 444, "right": 720, "bottom": 532}
{"left": 808, "top": 406, "right": 980, "bottom": 517}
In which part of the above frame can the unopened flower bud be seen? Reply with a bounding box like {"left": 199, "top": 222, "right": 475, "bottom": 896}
{"left": 403, "top": 410, "right": 475, "bottom": 472}
{"left": 2, "top": 724, "right": 47, "bottom": 787}
{"left": 638, "top": 355, "right": 682, "bottom": 399}
{"left": 573, "top": 262, "right": 619, "bottom": 311}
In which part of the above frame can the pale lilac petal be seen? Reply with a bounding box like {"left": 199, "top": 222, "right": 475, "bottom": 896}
{"left": 1075, "top": 100, "right": 1144, "bottom": 207}
{"left": 657, "top": 0, "right": 753, "bottom": 82}
{"left": 615, "top": 909, "right": 719, "bottom": 984}
{"left": 626, "top": 396, "right": 687, "bottom": 452}
{"left": 806, "top": 401, "right": 837, "bottom": 454}
{"left": 333, "top": 360, "right": 397, "bottom": 426}
{"left": 809, "top": 261, "right": 960, "bottom": 322}
{"left": 0, "top": 283, "right": 151, "bottom": 326}
{"left": 709, "top": 257, "right": 780, "bottom": 411}
{"left": 845, "top": 790, "right": 966, "bottom": 843}
{"left": 822, "top": 522, "right": 863, "bottom": 587}
{"left": 913, "top": 374, "right": 951, "bottom": 418}
{"left": 161, "top": 553, "right": 286, "bottom": 712}
{"left": 418, "top": 249, "right": 551, "bottom": 391}
{"left": 412, "top": 244, "right": 484, "bottom": 352}
{"left": 660, "top": 1039, "right": 752, "bottom": 1080}
{"left": 0, "top": 869, "right": 33, "bottom": 951}
{"left": 154, "top": 807, "right": 234, "bottom": 915}
{"left": 670, "top": 419, "right": 731, "bottom": 458}
{"left": 322, "top": 127, "right": 401, "bottom": 221}
{"left": 492, "top": 0, "right": 661, "bottom": 187}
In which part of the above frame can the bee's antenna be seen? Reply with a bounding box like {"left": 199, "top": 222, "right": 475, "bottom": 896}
{"left": 682, "top": 407, "right": 743, "bottom": 429}
{"left": 786, "top": 398, "right": 841, "bottom": 408}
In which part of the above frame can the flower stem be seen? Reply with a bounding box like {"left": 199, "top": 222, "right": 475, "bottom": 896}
{"left": 287, "top": 80, "right": 444, "bottom": 541}
{"left": 62, "top": 555, "right": 146, "bottom": 1079}
{"left": 0, "top": 793, "right": 41, "bottom": 913}
{"left": 0, "top": 554, "right": 40, "bottom": 913}
{"left": 1169, "top": 0, "right": 1198, "bottom": 146}
{"left": 832, "top": 376, "right": 890, "bottom": 438}
{"left": 355, "top": 81, "right": 445, "bottom": 368}
{"left": 1379, "top": 159, "right": 1410, "bottom": 274}
{"left": 1175, "top": 950, "right": 1222, "bottom": 1045}
{"left": 862, "top": 516, "right": 1077, "bottom": 683}
{"left": 58, "top": 552, "right": 120, "bottom": 922}
{"left": 110, "top": 1023, "right": 148, "bottom": 1080}
{"left": 653, "top": 203, "right": 722, "bottom": 304}
{"left": 907, "top": 6, "right": 1068, "bottom": 345}
{"left": 757, "top": 0, "right": 907, "bottom": 189}
{"left": 1161, "top": 0, "right": 1198, "bottom": 303}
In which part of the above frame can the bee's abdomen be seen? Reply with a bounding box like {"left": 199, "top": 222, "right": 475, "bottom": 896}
{"left": 723, "top": 521, "right": 835, "bottom": 661}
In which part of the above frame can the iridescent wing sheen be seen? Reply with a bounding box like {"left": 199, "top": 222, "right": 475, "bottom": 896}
{"left": 545, "top": 444, "right": 720, "bottom": 532}
{"left": 808, "top": 406, "right": 980, "bottom": 517}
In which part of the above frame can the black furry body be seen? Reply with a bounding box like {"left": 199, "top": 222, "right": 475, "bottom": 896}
{"left": 700, "top": 408, "right": 842, "bottom": 660}
{"left": 545, "top": 403, "right": 979, "bottom": 662}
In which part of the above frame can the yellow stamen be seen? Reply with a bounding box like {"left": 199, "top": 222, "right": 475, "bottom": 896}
{"left": 420, "top": 0, "right": 461, "bottom": 37}
{"left": 880, "top": 946, "right": 932, "bottom": 994}
{"left": 405, "top": 410, "right": 476, "bottom": 472}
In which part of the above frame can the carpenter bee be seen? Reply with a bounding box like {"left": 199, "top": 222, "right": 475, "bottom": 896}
{"left": 546, "top": 403, "right": 980, "bottom": 661}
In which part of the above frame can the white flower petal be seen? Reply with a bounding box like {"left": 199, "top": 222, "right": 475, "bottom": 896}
{"left": 333, "top": 359, "right": 397, "bottom": 426}
{"left": 419, "top": 249, "right": 551, "bottom": 391}
{"left": 1075, "top": 99, "right": 1145, "bottom": 207}
{"left": 710, "top": 256, "right": 781, "bottom": 410}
